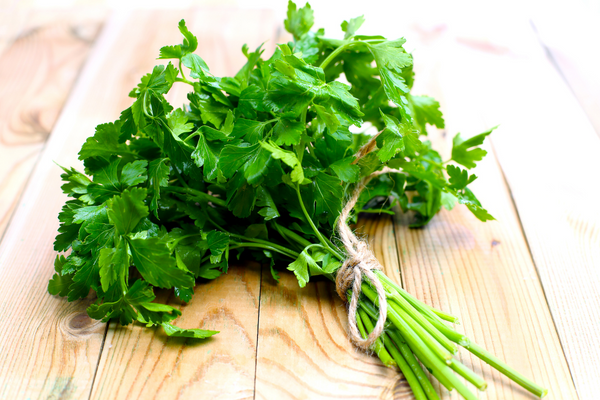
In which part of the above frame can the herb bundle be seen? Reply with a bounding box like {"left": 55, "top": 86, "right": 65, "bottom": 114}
{"left": 48, "top": 2, "right": 547, "bottom": 398}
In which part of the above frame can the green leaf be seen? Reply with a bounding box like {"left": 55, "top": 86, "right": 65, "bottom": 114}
{"left": 410, "top": 95, "right": 445, "bottom": 132}
{"left": 244, "top": 146, "right": 272, "bottom": 184}
{"left": 219, "top": 143, "right": 261, "bottom": 179}
{"left": 231, "top": 118, "right": 268, "bottom": 144}
{"left": 120, "top": 160, "right": 148, "bottom": 187}
{"left": 312, "top": 172, "right": 343, "bottom": 223}
{"left": 260, "top": 141, "right": 305, "bottom": 183}
{"left": 191, "top": 134, "right": 223, "bottom": 181}
{"left": 312, "top": 104, "right": 340, "bottom": 135}
{"left": 48, "top": 255, "right": 73, "bottom": 297}
{"left": 228, "top": 183, "right": 256, "bottom": 218}
{"left": 98, "top": 236, "right": 129, "bottom": 292}
{"left": 441, "top": 191, "right": 457, "bottom": 211}
{"left": 162, "top": 322, "right": 219, "bottom": 339}
{"left": 284, "top": 0, "right": 314, "bottom": 40}
{"left": 341, "top": 15, "right": 365, "bottom": 39}
{"left": 167, "top": 108, "right": 194, "bottom": 137}
{"left": 368, "top": 40, "right": 413, "bottom": 116}
{"left": 72, "top": 205, "right": 105, "bottom": 224}
{"left": 68, "top": 258, "right": 100, "bottom": 301}
{"left": 148, "top": 158, "right": 170, "bottom": 213}
{"left": 377, "top": 111, "right": 407, "bottom": 162}
{"left": 447, "top": 164, "right": 477, "bottom": 190}
{"left": 329, "top": 157, "right": 360, "bottom": 183}
{"left": 182, "top": 53, "right": 211, "bottom": 81}
{"left": 451, "top": 127, "right": 495, "bottom": 169}
{"left": 79, "top": 122, "right": 130, "bottom": 160}
{"left": 457, "top": 188, "right": 495, "bottom": 222}
{"left": 107, "top": 188, "right": 149, "bottom": 235}
{"left": 206, "top": 230, "right": 229, "bottom": 264}
{"left": 163, "top": 120, "right": 195, "bottom": 175}
{"left": 136, "top": 65, "right": 172, "bottom": 95}
{"left": 128, "top": 236, "right": 195, "bottom": 289}
{"left": 287, "top": 248, "right": 319, "bottom": 287}
{"left": 256, "top": 186, "right": 280, "bottom": 220}
{"left": 273, "top": 118, "right": 303, "bottom": 146}
{"left": 159, "top": 19, "right": 198, "bottom": 59}
{"left": 197, "top": 262, "right": 223, "bottom": 279}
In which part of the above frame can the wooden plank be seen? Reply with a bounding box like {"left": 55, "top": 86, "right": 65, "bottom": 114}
{"left": 383, "top": 16, "right": 580, "bottom": 399}
{"left": 90, "top": 263, "right": 261, "bottom": 400}
{"left": 530, "top": 3, "right": 600, "bottom": 137}
{"left": 421, "top": 12, "right": 599, "bottom": 399}
{"left": 0, "top": 12, "right": 117, "bottom": 400}
{"left": 86, "top": 9, "right": 279, "bottom": 399}
{"left": 0, "top": 9, "right": 105, "bottom": 238}
{"left": 254, "top": 216, "right": 409, "bottom": 399}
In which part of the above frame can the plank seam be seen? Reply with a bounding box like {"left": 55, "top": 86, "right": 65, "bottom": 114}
{"left": 488, "top": 140, "right": 581, "bottom": 400}
{"left": 253, "top": 262, "right": 264, "bottom": 399}
{"left": 88, "top": 322, "right": 110, "bottom": 400}
{"left": 528, "top": 19, "right": 599, "bottom": 139}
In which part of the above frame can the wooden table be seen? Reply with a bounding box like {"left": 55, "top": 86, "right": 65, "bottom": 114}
{"left": 0, "top": 6, "right": 598, "bottom": 400}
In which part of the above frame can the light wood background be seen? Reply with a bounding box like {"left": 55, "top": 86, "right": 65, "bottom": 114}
{"left": 0, "top": 2, "right": 598, "bottom": 399}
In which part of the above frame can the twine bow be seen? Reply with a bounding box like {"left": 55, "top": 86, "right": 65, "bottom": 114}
{"left": 335, "top": 172, "right": 390, "bottom": 350}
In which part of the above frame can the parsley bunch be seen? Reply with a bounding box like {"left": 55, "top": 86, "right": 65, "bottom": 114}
{"left": 48, "top": 2, "right": 546, "bottom": 398}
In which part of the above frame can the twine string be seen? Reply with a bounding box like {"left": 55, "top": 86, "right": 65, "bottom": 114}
{"left": 335, "top": 170, "right": 393, "bottom": 350}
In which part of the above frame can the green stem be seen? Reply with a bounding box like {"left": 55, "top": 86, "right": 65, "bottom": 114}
{"left": 381, "top": 332, "right": 429, "bottom": 400}
{"left": 163, "top": 186, "right": 226, "bottom": 207}
{"left": 386, "top": 329, "right": 441, "bottom": 400}
{"left": 273, "top": 223, "right": 312, "bottom": 248}
{"left": 174, "top": 77, "right": 195, "bottom": 86}
{"left": 319, "top": 41, "right": 366, "bottom": 70}
{"left": 388, "top": 293, "right": 458, "bottom": 354}
{"left": 357, "top": 208, "right": 396, "bottom": 215}
{"left": 361, "top": 284, "right": 479, "bottom": 400}
{"left": 449, "top": 359, "right": 487, "bottom": 391}
{"left": 295, "top": 184, "right": 344, "bottom": 260}
{"left": 206, "top": 214, "right": 299, "bottom": 259}
{"left": 356, "top": 309, "right": 395, "bottom": 367}
{"left": 419, "top": 157, "right": 444, "bottom": 169}
{"left": 183, "top": 131, "right": 200, "bottom": 142}
{"left": 465, "top": 342, "right": 548, "bottom": 398}
{"left": 375, "top": 271, "right": 459, "bottom": 323}
{"left": 230, "top": 242, "right": 296, "bottom": 259}
{"left": 363, "top": 284, "right": 453, "bottom": 363}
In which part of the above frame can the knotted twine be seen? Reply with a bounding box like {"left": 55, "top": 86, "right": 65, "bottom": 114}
{"left": 335, "top": 166, "right": 396, "bottom": 350}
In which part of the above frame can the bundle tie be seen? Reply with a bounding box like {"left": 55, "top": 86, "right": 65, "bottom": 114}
{"left": 335, "top": 171, "right": 391, "bottom": 350}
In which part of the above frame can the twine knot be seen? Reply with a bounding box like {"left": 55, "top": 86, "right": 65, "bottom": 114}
{"left": 336, "top": 173, "right": 389, "bottom": 350}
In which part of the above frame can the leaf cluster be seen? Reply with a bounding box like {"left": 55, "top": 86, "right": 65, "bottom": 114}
{"left": 49, "top": 1, "right": 494, "bottom": 335}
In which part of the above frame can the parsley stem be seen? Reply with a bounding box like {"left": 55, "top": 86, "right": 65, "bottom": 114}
{"left": 229, "top": 242, "right": 298, "bottom": 259}
{"left": 163, "top": 186, "right": 226, "bottom": 207}
{"left": 319, "top": 41, "right": 370, "bottom": 70}
{"left": 464, "top": 342, "right": 548, "bottom": 397}
{"left": 179, "top": 59, "right": 187, "bottom": 81}
{"left": 295, "top": 184, "right": 344, "bottom": 260}
{"left": 272, "top": 222, "right": 312, "bottom": 248}
{"left": 357, "top": 208, "right": 395, "bottom": 215}
{"left": 206, "top": 214, "right": 299, "bottom": 259}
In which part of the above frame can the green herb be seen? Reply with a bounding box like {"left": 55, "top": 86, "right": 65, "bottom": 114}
{"left": 48, "top": 2, "right": 547, "bottom": 398}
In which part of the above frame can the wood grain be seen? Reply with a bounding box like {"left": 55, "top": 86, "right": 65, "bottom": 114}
{"left": 379, "top": 18, "right": 579, "bottom": 399}
{"left": 0, "top": 10, "right": 105, "bottom": 238}
{"left": 254, "top": 216, "right": 411, "bottom": 400}
{"left": 81, "top": 9, "right": 278, "bottom": 399}
{"left": 90, "top": 263, "right": 261, "bottom": 400}
{"left": 414, "top": 13, "right": 598, "bottom": 399}
{"left": 0, "top": 13, "right": 113, "bottom": 399}
{"left": 530, "top": 3, "right": 600, "bottom": 137}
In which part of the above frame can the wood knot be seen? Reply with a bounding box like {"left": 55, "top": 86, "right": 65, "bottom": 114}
{"left": 69, "top": 312, "right": 92, "bottom": 329}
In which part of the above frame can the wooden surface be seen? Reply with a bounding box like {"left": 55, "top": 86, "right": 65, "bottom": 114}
{"left": 0, "top": 5, "right": 597, "bottom": 400}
